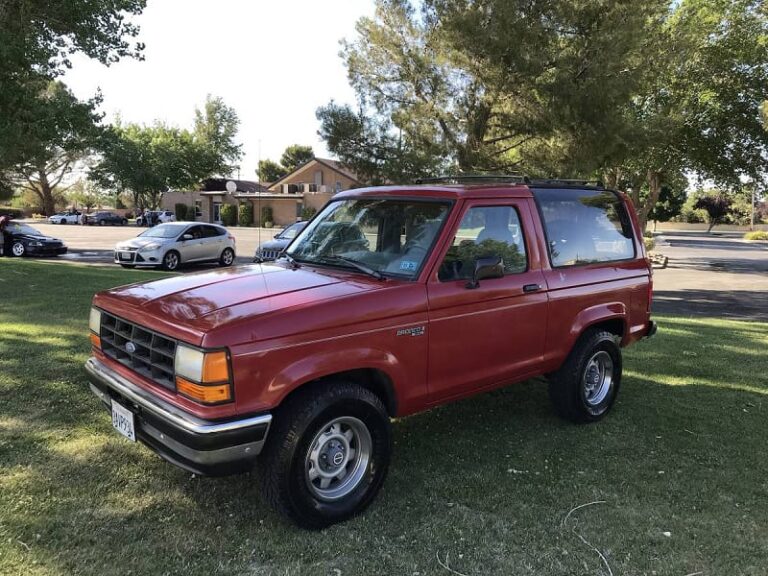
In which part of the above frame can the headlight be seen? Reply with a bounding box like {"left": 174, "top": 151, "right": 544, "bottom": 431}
{"left": 174, "top": 344, "right": 233, "bottom": 404}
{"left": 139, "top": 243, "right": 161, "bottom": 252}
{"left": 89, "top": 308, "right": 102, "bottom": 349}
{"left": 29, "top": 241, "right": 43, "bottom": 247}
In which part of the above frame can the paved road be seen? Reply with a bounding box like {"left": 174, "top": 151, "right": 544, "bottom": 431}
{"left": 652, "top": 231, "right": 768, "bottom": 321}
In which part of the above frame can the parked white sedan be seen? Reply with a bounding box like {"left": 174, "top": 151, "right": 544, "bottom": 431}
{"left": 114, "top": 222, "right": 236, "bottom": 271}
{"left": 48, "top": 211, "right": 81, "bottom": 224}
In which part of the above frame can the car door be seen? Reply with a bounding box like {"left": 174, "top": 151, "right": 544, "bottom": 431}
{"left": 200, "top": 225, "right": 224, "bottom": 260}
{"left": 178, "top": 225, "right": 207, "bottom": 262}
{"left": 426, "top": 199, "right": 549, "bottom": 402}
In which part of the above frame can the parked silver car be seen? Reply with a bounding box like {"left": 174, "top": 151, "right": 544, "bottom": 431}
{"left": 114, "top": 222, "right": 236, "bottom": 271}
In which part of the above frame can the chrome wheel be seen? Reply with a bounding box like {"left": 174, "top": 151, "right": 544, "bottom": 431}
{"left": 305, "top": 416, "right": 372, "bottom": 502}
{"left": 221, "top": 248, "right": 234, "bottom": 266}
{"left": 11, "top": 242, "right": 25, "bottom": 257}
{"left": 583, "top": 351, "right": 614, "bottom": 406}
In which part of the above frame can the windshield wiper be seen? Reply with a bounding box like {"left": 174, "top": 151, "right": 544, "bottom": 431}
{"left": 277, "top": 251, "right": 301, "bottom": 269}
{"left": 322, "top": 255, "right": 385, "bottom": 280}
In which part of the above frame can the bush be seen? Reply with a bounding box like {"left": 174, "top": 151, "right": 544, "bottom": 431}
{"left": 220, "top": 204, "right": 237, "bottom": 227}
{"left": 644, "top": 237, "right": 656, "bottom": 252}
{"left": 301, "top": 206, "right": 317, "bottom": 220}
{"left": 0, "top": 208, "right": 23, "bottom": 219}
{"left": 238, "top": 202, "right": 254, "bottom": 227}
{"left": 175, "top": 203, "right": 189, "bottom": 221}
{"left": 744, "top": 230, "right": 768, "bottom": 241}
{"left": 261, "top": 206, "right": 274, "bottom": 227}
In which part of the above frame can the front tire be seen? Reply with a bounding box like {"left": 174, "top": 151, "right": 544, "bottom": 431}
{"left": 99, "top": 219, "right": 106, "bottom": 226}
{"left": 11, "top": 242, "right": 25, "bottom": 257}
{"left": 548, "top": 329, "right": 622, "bottom": 423}
{"left": 162, "top": 250, "right": 180, "bottom": 271}
{"left": 219, "top": 247, "right": 235, "bottom": 267}
{"left": 259, "top": 382, "right": 392, "bottom": 529}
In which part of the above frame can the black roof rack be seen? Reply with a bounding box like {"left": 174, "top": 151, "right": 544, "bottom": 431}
{"left": 415, "top": 174, "right": 530, "bottom": 185}
{"left": 529, "top": 178, "right": 604, "bottom": 188}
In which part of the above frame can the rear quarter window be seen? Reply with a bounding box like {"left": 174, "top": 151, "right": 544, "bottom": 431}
{"left": 533, "top": 188, "right": 635, "bottom": 267}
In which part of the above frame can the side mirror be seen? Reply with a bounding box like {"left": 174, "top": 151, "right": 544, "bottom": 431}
{"left": 274, "top": 233, "right": 281, "bottom": 239}
{"left": 466, "top": 256, "right": 504, "bottom": 289}
{"left": 182, "top": 233, "right": 193, "bottom": 241}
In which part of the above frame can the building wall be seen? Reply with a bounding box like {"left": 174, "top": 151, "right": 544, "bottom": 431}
{"left": 162, "top": 190, "right": 239, "bottom": 223}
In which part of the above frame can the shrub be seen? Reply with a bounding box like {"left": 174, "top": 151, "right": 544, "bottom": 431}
{"left": 261, "top": 206, "right": 274, "bottom": 227}
{"left": 175, "top": 203, "right": 189, "bottom": 221}
{"left": 744, "top": 230, "right": 768, "bottom": 241}
{"left": 643, "top": 230, "right": 653, "bottom": 238}
{"left": 0, "top": 208, "right": 23, "bottom": 219}
{"left": 220, "top": 204, "right": 237, "bottom": 227}
{"left": 644, "top": 237, "right": 656, "bottom": 252}
{"left": 301, "top": 206, "right": 317, "bottom": 220}
{"left": 238, "top": 202, "right": 254, "bottom": 227}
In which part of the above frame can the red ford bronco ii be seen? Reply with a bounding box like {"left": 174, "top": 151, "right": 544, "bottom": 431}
{"left": 86, "top": 177, "right": 656, "bottom": 528}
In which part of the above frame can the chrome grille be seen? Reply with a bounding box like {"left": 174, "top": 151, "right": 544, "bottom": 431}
{"left": 258, "top": 249, "right": 281, "bottom": 261}
{"left": 100, "top": 312, "right": 177, "bottom": 390}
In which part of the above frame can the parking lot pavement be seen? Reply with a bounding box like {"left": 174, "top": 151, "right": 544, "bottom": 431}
{"left": 652, "top": 230, "right": 768, "bottom": 321}
{"left": 20, "top": 221, "right": 284, "bottom": 266}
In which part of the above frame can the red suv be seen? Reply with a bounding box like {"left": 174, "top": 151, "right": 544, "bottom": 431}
{"left": 86, "top": 177, "right": 656, "bottom": 528}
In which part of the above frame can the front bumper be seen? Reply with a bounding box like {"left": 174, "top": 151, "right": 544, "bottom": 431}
{"left": 85, "top": 357, "right": 272, "bottom": 476}
{"left": 114, "top": 248, "right": 161, "bottom": 265}
{"left": 28, "top": 245, "right": 67, "bottom": 255}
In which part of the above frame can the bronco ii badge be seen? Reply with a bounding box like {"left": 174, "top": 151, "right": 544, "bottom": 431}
{"left": 396, "top": 326, "right": 425, "bottom": 337}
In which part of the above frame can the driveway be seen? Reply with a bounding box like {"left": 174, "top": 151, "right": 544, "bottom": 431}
{"left": 652, "top": 230, "right": 768, "bottom": 321}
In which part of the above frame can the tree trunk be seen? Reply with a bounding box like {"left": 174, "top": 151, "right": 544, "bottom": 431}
{"left": 638, "top": 170, "right": 663, "bottom": 233}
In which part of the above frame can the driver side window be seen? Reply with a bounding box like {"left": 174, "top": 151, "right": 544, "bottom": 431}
{"left": 439, "top": 206, "right": 527, "bottom": 281}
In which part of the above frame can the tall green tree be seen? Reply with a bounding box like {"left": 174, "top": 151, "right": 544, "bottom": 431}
{"left": 258, "top": 159, "right": 287, "bottom": 182}
{"left": 279, "top": 145, "right": 315, "bottom": 173}
{"left": 6, "top": 82, "right": 101, "bottom": 214}
{"left": 0, "top": 0, "right": 145, "bottom": 174}
{"left": 193, "top": 95, "right": 243, "bottom": 177}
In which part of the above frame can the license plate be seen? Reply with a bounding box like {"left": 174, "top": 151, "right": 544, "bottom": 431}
{"left": 111, "top": 400, "right": 136, "bottom": 442}
{"left": 119, "top": 252, "right": 133, "bottom": 261}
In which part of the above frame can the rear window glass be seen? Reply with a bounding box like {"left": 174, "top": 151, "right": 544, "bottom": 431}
{"left": 534, "top": 188, "right": 635, "bottom": 267}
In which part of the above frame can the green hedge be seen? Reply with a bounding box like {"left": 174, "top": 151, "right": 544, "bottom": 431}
{"left": 175, "top": 203, "right": 189, "bottom": 221}
{"left": 261, "top": 206, "right": 274, "bottom": 226}
{"left": 301, "top": 206, "right": 317, "bottom": 220}
{"left": 220, "top": 204, "right": 237, "bottom": 227}
{"left": 238, "top": 203, "right": 253, "bottom": 227}
{"left": 744, "top": 230, "right": 768, "bottom": 241}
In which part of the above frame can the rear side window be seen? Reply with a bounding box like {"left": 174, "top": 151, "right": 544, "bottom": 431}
{"left": 202, "top": 225, "right": 225, "bottom": 237}
{"left": 534, "top": 188, "right": 635, "bottom": 267}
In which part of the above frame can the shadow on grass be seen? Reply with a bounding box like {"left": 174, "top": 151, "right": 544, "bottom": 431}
{"left": 2, "top": 316, "right": 767, "bottom": 575}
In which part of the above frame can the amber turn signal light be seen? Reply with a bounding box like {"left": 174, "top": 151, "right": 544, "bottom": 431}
{"left": 202, "top": 351, "right": 229, "bottom": 383}
{"left": 89, "top": 332, "right": 101, "bottom": 349}
{"left": 176, "top": 376, "right": 232, "bottom": 404}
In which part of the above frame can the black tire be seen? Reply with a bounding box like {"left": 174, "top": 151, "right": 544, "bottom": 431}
{"left": 162, "top": 250, "right": 181, "bottom": 271}
{"left": 548, "top": 329, "right": 622, "bottom": 423}
{"left": 60, "top": 220, "right": 67, "bottom": 224}
{"left": 11, "top": 241, "right": 25, "bottom": 257}
{"left": 219, "top": 247, "right": 235, "bottom": 267}
{"left": 99, "top": 219, "right": 106, "bottom": 226}
{"left": 121, "top": 219, "right": 128, "bottom": 226}
{"left": 259, "top": 382, "right": 392, "bottom": 529}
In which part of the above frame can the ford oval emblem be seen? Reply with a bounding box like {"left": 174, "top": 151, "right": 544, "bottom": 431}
{"left": 125, "top": 341, "right": 137, "bottom": 354}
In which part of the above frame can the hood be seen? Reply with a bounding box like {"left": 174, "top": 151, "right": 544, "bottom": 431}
{"left": 257, "top": 238, "right": 289, "bottom": 251}
{"left": 116, "top": 237, "right": 171, "bottom": 250}
{"left": 93, "top": 263, "right": 385, "bottom": 344}
{"left": 13, "top": 233, "right": 62, "bottom": 243}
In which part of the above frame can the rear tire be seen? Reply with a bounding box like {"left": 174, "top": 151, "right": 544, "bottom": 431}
{"left": 548, "top": 329, "right": 622, "bottom": 423}
{"left": 219, "top": 247, "right": 235, "bottom": 267}
{"left": 162, "top": 250, "right": 180, "bottom": 271}
{"left": 259, "top": 382, "right": 391, "bottom": 529}
{"left": 99, "top": 219, "right": 106, "bottom": 226}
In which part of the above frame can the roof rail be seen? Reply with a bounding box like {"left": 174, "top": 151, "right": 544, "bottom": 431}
{"left": 529, "top": 178, "right": 604, "bottom": 188}
{"left": 415, "top": 174, "right": 530, "bottom": 185}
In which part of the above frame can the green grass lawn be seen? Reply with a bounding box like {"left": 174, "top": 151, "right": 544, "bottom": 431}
{"left": 1, "top": 259, "right": 767, "bottom": 575}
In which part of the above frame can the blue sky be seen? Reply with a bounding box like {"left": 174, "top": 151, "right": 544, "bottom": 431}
{"left": 63, "top": 0, "right": 376, "bottom": 179}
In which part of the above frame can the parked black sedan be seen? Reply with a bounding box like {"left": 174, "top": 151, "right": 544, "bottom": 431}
{"left": 84, "top": 211, "right": 128, "bottom": 226}
{"left": 253, "top": 221, "right": 308, "bottom": 261}
{"left": 2, "top": 221, "right": 68, "bottom": 257}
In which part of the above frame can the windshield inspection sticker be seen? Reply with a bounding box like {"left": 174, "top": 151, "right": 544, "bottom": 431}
{"left": 400, "top": 260, "right": 418, "bottom": 271}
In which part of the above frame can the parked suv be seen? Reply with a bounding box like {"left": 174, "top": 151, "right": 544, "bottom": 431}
{"left": 85, "top": 177, "right": 656, "bottom": 528}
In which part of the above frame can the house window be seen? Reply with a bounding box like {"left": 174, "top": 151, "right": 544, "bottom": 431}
{"left": 335, "top": 181, "right": 342, "bottom": 193}
{"left": 194, "top": 200, "right": 202, "bottom": 218}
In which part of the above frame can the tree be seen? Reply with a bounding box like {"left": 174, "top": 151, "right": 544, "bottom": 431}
{"left": 6, "top": 81, "right": 101, "bottom": 214}
{"left": 193, "top": 95, "right": 243, "bottom": 177}
{"left": 695, "top": 192, "right": 733, "bottom": 232}
{"left": 258, "top": 159, "right": 287, "bottom": 182}
{"left": 280, "top": 145, "right": 314, "bottom": 173}
{"left": 68, "top": 180, "right": 108, "bottom": 212}
{"left": 320, "top": 0, "right": 768, "bottom": 228}
{"left": 0, "top": 0, "right": 145, "bottom": 174}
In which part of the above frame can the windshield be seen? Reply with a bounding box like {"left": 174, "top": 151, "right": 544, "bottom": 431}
{"left": 279, "top": 222, "right": 305, "bottom": 240}
{"left": 7, "top": 223, "right": 43, "bottom": 236}
{"left": 139, "top": 224, "right": 183, "bottom": 239}
{"left": 287, "top": 198, "right": 452, "bottom": 279}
